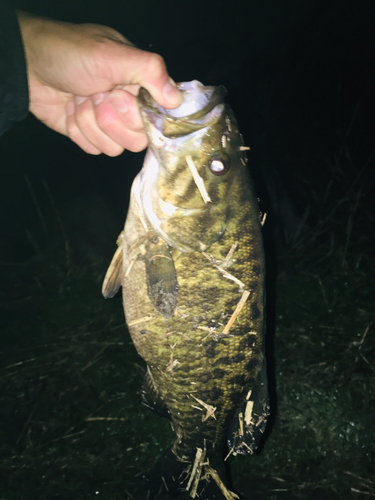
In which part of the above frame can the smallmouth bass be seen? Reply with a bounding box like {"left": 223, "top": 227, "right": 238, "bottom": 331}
{"left": 103, "top": 81, "right": 269, "bottom": 499}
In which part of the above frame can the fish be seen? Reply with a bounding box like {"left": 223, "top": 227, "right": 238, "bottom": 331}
{"left": 102, "top": 80, "right": 269, "bottom": 499}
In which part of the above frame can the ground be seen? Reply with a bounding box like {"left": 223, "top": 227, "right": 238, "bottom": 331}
{"left": 1, "top": 0, "right": 375, "bottom": 497}
{"left": 0, "top": 197, "right": 374, "bottom": 499}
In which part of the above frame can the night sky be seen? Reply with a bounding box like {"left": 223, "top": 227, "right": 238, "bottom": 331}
{"left": 1, "top": 0, "right": 374, "bottom": 263}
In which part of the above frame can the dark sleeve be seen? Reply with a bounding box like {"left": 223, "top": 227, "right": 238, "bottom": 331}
{"left": 0, "top": 1, "right": 29, "bottom": 135}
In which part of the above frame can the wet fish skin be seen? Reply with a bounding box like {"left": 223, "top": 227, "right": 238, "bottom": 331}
{"left": 103, "top": 81, "right": 269, "bottom": 496}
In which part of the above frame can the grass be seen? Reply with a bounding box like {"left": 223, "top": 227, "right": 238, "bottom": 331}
{"left": 230, "top": 253, "right": 375, "bottom": 499}
{"left": 0, "top": 252, "right": 174, "bottom": 500}
{"left": 0, "top": 140, "right": 374, "bottom": 499}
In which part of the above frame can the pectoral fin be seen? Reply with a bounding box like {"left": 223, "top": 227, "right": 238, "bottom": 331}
{"left": 102, "top": 245, "right": 123, "bottom": 298}
{"left": 145, "top": 240, "right": 178, "bottom": 318}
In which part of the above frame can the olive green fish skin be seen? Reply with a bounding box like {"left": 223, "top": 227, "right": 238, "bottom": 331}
{"left": 104, "top": 81, "right": 268, "bottom": 473}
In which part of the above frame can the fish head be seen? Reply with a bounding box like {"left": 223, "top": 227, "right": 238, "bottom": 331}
{"left": 137, "top": 80, "right": 249, "bottom": 252}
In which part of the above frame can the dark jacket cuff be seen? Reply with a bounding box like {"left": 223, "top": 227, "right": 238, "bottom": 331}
{"left": 0, "top": 1, "right": 29, "bottom": 135}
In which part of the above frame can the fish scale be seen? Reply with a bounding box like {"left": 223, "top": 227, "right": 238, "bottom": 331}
{"left": 103, "top": 81, "right": 269, "bottom": 498}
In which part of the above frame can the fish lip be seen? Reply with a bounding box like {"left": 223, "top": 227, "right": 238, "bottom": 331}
{"left": 138, "top": 81, "right": 227, "bottom": 126}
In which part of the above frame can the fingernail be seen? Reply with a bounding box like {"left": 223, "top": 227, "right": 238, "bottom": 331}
{"left": 109, "top": 94, "right": 129, "bottom": 114}
{"left": 92, "top": 92, "right": 104, "bottom": 106}
{"left": 163, "top": 78, "right": 184, "bottom": 106}
{"left": 67, "top": 101, "right": 75, "bottom": 116}
{"left": 75, "top": 96, "right": 87, "bottom": 106}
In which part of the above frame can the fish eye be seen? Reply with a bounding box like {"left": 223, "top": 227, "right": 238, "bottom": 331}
{"left": 209, "top": 156, "right": 230, "bottom": 176}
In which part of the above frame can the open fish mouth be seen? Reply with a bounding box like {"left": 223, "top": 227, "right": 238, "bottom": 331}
{"left": 138, "top": 80, "right": 227, "bottom": 138}
{"left": 135, "top": 80, "right": 234, "bottom": 253}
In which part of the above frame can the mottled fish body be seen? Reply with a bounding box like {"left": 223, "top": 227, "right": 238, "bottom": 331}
{"left": 103, "top": 81, "right": 269, "bottom": 498}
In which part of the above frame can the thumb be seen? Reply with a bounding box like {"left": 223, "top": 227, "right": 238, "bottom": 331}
{"left": 116, "top": 46, "right": 184, "bottom": 109}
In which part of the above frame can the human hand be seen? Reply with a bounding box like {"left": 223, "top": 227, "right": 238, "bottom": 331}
{"left": 17, "top": 12, "right": 183, "bottom": 156}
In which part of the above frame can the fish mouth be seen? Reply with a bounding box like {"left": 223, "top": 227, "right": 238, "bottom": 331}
{"left": 136, "top": 81, "right": 231, "bottom": 252}
{"left": 138, "top": 80, "right": 227, "bottom": 138}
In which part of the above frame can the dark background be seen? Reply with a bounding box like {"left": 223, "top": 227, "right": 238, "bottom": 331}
{"left": 0, "top": 1, "right": 374, "bottom": 499}
{"left": 1, "top": 0, "right": 374, "bottom": 266}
